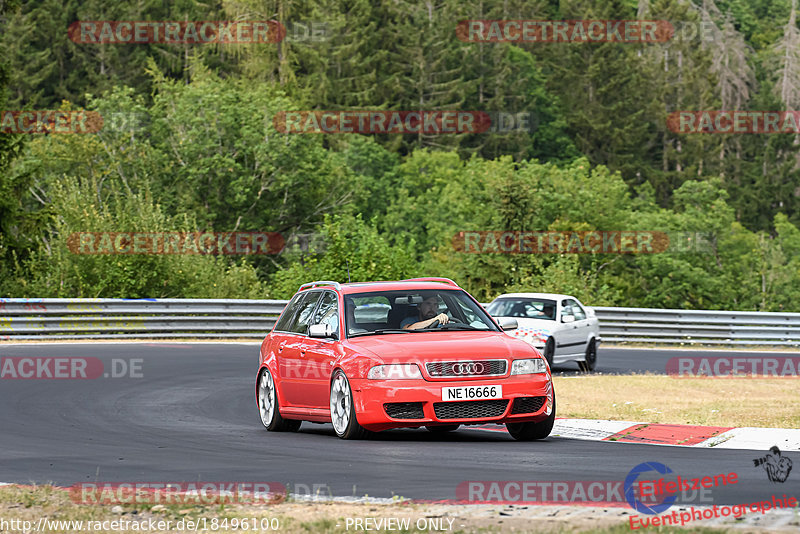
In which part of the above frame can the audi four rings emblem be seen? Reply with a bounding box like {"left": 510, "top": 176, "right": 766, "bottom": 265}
{"left": 451, "top": 362, "right": 485, "bottom": 374}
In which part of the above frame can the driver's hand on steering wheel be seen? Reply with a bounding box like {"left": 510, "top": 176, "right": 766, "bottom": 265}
{"left": 433, "top": 313, "right": 449, "bottom": 325}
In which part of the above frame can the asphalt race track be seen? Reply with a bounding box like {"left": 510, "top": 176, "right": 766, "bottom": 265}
{"left": 0, "top": 343, "right": 797, "bottom": 506}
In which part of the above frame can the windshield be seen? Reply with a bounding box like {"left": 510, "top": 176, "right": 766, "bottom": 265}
{"left": 486, "top": 298, "right": 557, "bottom": 321}
{"left": 344, "top": 289, "right": 499, "bottom": 337}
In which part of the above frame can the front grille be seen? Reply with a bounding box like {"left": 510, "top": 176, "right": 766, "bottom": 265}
{"left": 433, "top": 400, "right": 509, "bottom": 420}
{"left": 426, "top": 360, "right": 507, "bottom": 377}
{"left": 510, "top": 396, "right": 546, "bottom": 414}
{"left": 384, "top": 402, "right": 424, "bottom": 419}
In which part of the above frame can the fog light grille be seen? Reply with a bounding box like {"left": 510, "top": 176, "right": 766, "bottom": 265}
{"left": 510, "top": 396, "right": 545, "bottom": 414}
{"left": 383, "top": 402, "right": 424, "bottom": 419}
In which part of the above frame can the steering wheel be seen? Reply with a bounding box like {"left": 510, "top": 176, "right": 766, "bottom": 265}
{"left": 429, "top": 317, "right": 460, "bottom": 329}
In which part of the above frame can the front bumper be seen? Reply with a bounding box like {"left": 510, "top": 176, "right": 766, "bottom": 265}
{"left": 351, "top": 374, "right": 553, "bottom": 431}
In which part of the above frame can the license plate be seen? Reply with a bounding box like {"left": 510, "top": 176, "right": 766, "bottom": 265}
{"left": 442, "top": 385, "right": 502, "bottom": 402}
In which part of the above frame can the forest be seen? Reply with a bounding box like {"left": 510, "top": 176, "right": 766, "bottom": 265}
{"left": 1, "top": 0, "right": 799, "bottom": 309}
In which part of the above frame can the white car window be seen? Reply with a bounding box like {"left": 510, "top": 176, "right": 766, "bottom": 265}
{"left": 569, "top": 299, "right": 586, "bottom": 321}
{"left": 561, "top": 299, "right": 574, "bottom": 321}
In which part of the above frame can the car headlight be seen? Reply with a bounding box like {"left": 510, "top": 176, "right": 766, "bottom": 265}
{"left": 367, "top": 364, "right": 423, "bottom": 380}
{"left": 510, "top": 358, "right": 548, "bottom": 375}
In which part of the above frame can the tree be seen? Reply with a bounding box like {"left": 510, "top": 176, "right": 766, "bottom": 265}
{"left": 270, "top": 214, "right": 418, "bottom": 298}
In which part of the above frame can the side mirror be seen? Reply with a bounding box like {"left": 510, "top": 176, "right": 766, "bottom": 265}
{"left": 561, "top": 315, "right": 575, "bottom": 323}
{"left": 499, "top": 318, "right": 518, "bottom": 331}
{"left": 309, "top": 323, "right": 335, "bottom": 338}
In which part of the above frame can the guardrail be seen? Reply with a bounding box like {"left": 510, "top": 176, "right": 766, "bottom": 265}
{"left": 593, "top": 306, "right": 800, "bottom": 346}
{"left": 0, "top": 299, "right": 286, "bottom": 340}
{"left": 1, "top": 299, "right": 799, "bottom": 345}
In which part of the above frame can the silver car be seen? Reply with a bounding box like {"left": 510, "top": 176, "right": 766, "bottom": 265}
{"left": 486, "top": 293, "right": 600, "bottom": 372}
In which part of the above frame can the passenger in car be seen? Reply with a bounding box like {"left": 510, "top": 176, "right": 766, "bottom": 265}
{"left": 401, "top": 296, "right": 450, "bottom": 330}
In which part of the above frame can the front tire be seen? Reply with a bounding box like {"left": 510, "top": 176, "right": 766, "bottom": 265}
{"left": 543, "top": 338, "right": 555, "bottom": 368}
{"left": 330, "top": 370, "right": 370, "bottom": 440}
{"left": 578, "top": 339, "right": 597, "bottom": 373}
{"left": 506, "top": 397, "right": 556, "bottom": 441}
{"left": 257, "top": 368, "right": 301, "bottom": 432}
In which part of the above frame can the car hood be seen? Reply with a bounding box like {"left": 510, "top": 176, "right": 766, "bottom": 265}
{"left": 344, "top": 330, "right": 533, "bottom": 363}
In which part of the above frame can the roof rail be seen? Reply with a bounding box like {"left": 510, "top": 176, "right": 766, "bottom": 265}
{"left": 400, "top": 277, "right": 460, "bottom": 287}
{"left": 298, "top": 280, "right": 341, "bottom": 292}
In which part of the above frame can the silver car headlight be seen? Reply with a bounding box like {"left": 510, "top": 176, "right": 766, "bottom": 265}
{"left": 367, "top": 364, "right": 422, "bottom": 380}
{"left": 510, "top": 358, "right": 548, "bottom": 375}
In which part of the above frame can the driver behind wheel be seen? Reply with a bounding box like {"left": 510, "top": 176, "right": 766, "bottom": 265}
{"left": 401, "top": 295, "right": 449, "bottom": 330}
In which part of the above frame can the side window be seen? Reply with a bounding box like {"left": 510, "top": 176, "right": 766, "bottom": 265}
{"left": 288, "top": 291, "right": 323, "bottom": 334}
{"left": 454, "top": 298, "right": 478, "bottom": 323}
{"left": 312, "top": 291, "right": 339, "bottom": 336}
{"left": 569, "top": 299, "right": 586, "bottom": 321}
{"left": 561, "top": 299, "right": 574, "bottom": 321}
{"left": 273, "top": 294, "right": 304, "bottom": 332}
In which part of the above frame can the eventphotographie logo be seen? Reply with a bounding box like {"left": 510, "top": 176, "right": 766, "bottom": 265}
{"left": 753, "top": 447, "right": 793, "bottom": 483}
{"left": 625, "top": 462, "right": 678, "bottom": 515}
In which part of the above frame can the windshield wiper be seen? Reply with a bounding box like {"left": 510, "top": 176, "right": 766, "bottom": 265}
{"left": 349, "top": 329, "right": 412, "bottom": 338}
{"left": 432, "top": 323, "right": 485, "bottom": 331}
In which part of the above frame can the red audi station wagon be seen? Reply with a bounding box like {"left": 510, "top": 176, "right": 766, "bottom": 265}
{"left": 255, "top": 278, "right": 555, "bottom": 440}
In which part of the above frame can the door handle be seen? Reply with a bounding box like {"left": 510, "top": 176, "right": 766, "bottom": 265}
{"left": 300, "top": 349, "right": 306, "bottom": 356}
{"left": 278, "top": 341, "right": 286, "bottom": 352}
